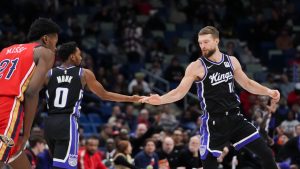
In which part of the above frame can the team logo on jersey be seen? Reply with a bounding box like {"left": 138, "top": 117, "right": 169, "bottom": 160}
{"left": 68, "top": 154, "right": 78, "bottom": 167}
{"left": 200, "top": 145, "right": 207, "bottom": 156}
{"left": 224, "top": 62, "right": 230, "bottom": 68}
{"left": 209, "top": 72, "right": 233, "bottom": 86}
{"left": 0, "top": 134, "right": 14, "bottom": 147}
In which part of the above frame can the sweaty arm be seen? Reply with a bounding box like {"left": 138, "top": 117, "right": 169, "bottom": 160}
{"left": 23, "top": 47, "right": 55, "bottom": 138}
{"left": 158, "top": 61, "right": 200, "bottom": 105}
{"left": 83, "top": 68, "right": 139, "bottom": 102}
{"left": 230, "top": 56, "right": 280, "bottom": 101}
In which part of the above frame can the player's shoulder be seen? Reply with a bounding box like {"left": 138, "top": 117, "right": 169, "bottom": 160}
{"left": 226, "top": 55, "right": 238, "bottom": 62}
{"left": 81, "top": 68, "right": 95, "bottom": 78}
{"left": 189, "top": 58, "right": 205, "bottom": 70}
{"left": 34, "top": 45, "right": 52, "bottom": 54}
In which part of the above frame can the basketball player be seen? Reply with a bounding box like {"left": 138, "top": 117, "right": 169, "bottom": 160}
{"left": 0, "top": 18, "right": 59, "bottom": 169}
{"left": 141, "top": 26, "right": 280, "bottom": 169}
{"left": 44, "top": 41, "right": 143, "bottom": 169}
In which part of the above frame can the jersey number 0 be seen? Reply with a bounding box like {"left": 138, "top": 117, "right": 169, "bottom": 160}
{"left": 54, "top": 87, "right": 69, "bottom": 108}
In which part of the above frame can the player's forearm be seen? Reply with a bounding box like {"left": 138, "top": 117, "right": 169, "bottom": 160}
{"left": 246, "top": 80, "right": 272, "bottom": 96}
{"left": 160, "top": 89, "right": 185, "bottom": 104}
{"left": 23, "top": 92, "right": 39, "bottom": 138}
{"left": 100, "top": 92, "right": 134, "bottom": 102}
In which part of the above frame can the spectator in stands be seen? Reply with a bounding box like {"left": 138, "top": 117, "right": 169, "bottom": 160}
{"left": 278, "top": 124, "right": 300, "bottom": 167}
{"left": 96, "top": 67, "right": 109, "bottom": 89}
{"left": 172, "top": 129, "right": 185, "bottom": 154}
{"left": 158, "top": 105, "right": 179, "bottom": 131}
{"left": 287, "top": 83, "right": 300, "bottom": 106}
{"left": 111, "top": 74, "right": 128, "bottom": 94}
{"left": 275, "top": 98, "right": 290, "bottom": 126}
{"left": 252, "top": 95, "right": 272, "bottom": 129}
{"left": 148, "top": 61, "right": 163, "bottom": 86}
{"left": 239, "top": 44, "right": 259, "bottom": 65}
{"left": 99, "top": 124, "right": 114, "bottom": 147}
{"left": 137, "top": 109, "right": 151, "bottom": 127}
{"left": 279, "top": 74, "right": 295, "bottom": 99}
{"left": 25, "top": 135, "right": 46, "bottom": 169}
{"left": 123, "top": 18, "right": 144, "bottom": 63}
{"left": 177, "top": 135, "right": 202, "bottom": 169}
{"left": 128, "top": 72, "right": 151, "bottom": 95}
{"left": 169, "top": 1, "right": 187, "bottom": 24}
{"left": 134, "top": 139, "right": 159, "bottom": 169}
{"left": 78, "top": 136, "right": 107, "bottom": 169}
{"left": 114, "top": 140, "right": 139, "bottom": 169}
{"left": 156, "top": 136, "right": 178, "bottom": 169}
{"left": 164, "top": 57, "right": 185, "bottom": 89}
{"left": 276, "top": 28, "right": 294, "bottom": 50}
{"left": 225, "top": 41, "right": 240, "bottom": 61}
{"left": 108, "top": 105, "right": 123, "bottom": 124}
{"left": 125, "top": 104, "right": 138, "bottom": 133}
{"left": 280, "top": 111, "right": 300, "bottom": 137}
{"left": 130, "top": 123, "right": 158, "bottom": 156}
{"left": 102, "top": 138, "right": 116, "bottom": 168}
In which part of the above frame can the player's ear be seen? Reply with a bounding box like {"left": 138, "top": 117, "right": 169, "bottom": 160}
{"left": 42, "top": 35, "right": 48, "bottom": 45}
{"left": 70, "top": 54, "right": 75, "bottom": 61}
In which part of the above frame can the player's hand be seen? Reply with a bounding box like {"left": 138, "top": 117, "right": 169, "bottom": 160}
{"left": 266, "top": 100, "right": 278, "bottom": 113}
{"left": 268, "top": 89, "right": 280, "bottom": 103}
{"left": 139, "top": 94, "right": 162, "bottom": 105}
{"left": 131, "top": 95, "right": 146, "bottom": 102}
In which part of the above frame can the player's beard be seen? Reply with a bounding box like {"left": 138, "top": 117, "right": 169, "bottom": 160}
{"left": 202, "top": 48, "right": 216, "bottom": 58}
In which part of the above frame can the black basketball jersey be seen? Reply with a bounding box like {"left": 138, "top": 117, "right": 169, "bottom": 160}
{"left": 46, "top": 66, "right": 83, "bottom": 116}
{"left": 196, "top": 54, "right": 240, "bottom": 113}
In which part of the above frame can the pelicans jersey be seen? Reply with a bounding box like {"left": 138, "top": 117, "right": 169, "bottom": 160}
{"left": 0, "top": 42, "right": 40, "bottom": 162}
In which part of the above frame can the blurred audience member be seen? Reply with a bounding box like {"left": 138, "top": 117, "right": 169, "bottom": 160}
{"left": 134, "top": 139, "right": 159, "bottom": 169}
{"left": 114, "top": 140, "right": 139, "bottom": 169}
{"left": 177, "top": 136, "right": 202, "bottom": 169}
{"left": 156, "top": 137, "right": 178, "bottom": 169}
{"left": 78, "top": 136, "right": 107, "bottom": 169}
{"left": 25, "top": 135, "right": 46, "bottom": 169}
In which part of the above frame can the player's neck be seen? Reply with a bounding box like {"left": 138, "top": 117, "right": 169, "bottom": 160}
{"left": 61, "top": 61, "right": 75, "bottom": 68}
{"left": 207, "top": 50, "right": 222, "bottom": 62}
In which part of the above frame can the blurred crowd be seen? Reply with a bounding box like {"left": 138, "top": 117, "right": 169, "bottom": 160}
{"left": 0, "top": 0, "right": 300, "bottom": 169}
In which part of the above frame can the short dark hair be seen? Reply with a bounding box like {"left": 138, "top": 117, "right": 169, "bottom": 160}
{"left": 29, "top": 135, "right": 45, "bottom": 148}
{"left": 198, "top": 26, "right": 219, "bottom": 39}
{"left": 27, "top": 17, "right": 60, "bottom": 41}
{"left": 144, "top": 138, "right": 156, "bottom": 147}
{"left": 86, "top": 135, "right": 99, "bottom": 145}
{"left": 56, "top": 41, "right": 77, "bottom": 62}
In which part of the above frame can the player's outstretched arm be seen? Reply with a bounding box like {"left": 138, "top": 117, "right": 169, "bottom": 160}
{"left": 83, "top": 68, "right": 143, "bottom": 102}
{"left": 230, "top": 56, "right": 280, "bottom": 102}
{"left": 23, "top": 47, "right": 55, "bottom": 138}
{"left": 140, "top": 62, "right": 198, "bottom": 105}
